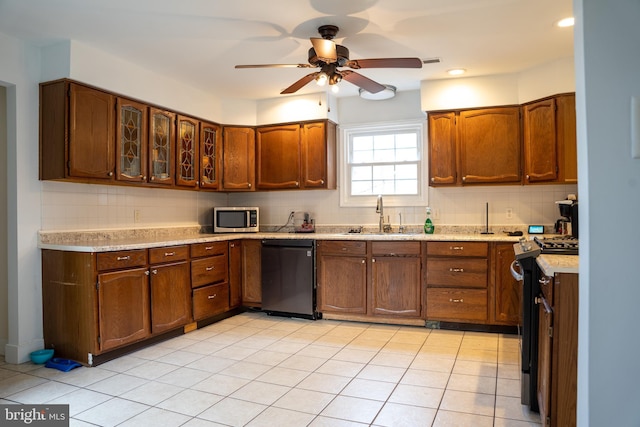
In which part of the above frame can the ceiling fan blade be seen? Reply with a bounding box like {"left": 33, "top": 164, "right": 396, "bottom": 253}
{"left": 341, "top": 70, "right": 386, "bottom": 93}
{"left": 280, "top": 72, "right": 319, "bottom": 94}
{"left": 235, "top": 64, "right": 314, "bottom": 69}
{"left": 310, "top": 38, "right": 337, "bottom": 63}
{"left": 345, "top": 58, "right": 423, "bottom": 69}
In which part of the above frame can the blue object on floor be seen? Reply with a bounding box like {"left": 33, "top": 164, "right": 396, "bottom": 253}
{"left": 45, "top": 357, "right": 81, "bottom": 372}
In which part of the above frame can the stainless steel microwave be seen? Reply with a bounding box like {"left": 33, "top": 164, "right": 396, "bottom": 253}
{"left": 213, "top": 207, "right": 259, "bottom": 233}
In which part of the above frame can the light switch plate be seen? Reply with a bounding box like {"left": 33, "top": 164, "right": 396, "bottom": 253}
{"left": 632, "top": 96, "right": 640, "bottom": 159}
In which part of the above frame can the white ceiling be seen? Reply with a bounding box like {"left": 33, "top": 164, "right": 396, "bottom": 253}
{"left": 0, "top": 0, "right": 574, "bottom": 100}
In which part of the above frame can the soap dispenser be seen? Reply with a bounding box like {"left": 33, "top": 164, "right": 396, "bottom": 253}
{"left": 424, "top": 207, "right": 434, "bottom": 234}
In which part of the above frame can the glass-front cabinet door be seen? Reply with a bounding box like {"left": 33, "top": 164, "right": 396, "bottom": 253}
{"left": 200, "top": 121, "right": 221, "bottom": 189}
{"left": 116, "top": 98, "right": 148, "bottom": 182}
{"left": 176, "top": 115, "right": 199, "bottom": 187}
{"left": 149, "top": 107, "right": 175, "bottom": 185}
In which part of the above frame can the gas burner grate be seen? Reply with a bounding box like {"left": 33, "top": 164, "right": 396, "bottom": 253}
{"left": 533, "top": 236, "right": 579, "bottom": 255}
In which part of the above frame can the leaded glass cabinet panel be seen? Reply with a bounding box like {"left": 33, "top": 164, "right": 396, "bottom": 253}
{"left": 116, "top": 98, "right": 147, "bottom": 182}
{"left": 177, "top": 115, "right": 198, "bottom": 187}
{"left": 200, "top": 121, "right": 221, "bottom": 189}
{"left": 149, "top": 108, "right": 175, "bottom": 185}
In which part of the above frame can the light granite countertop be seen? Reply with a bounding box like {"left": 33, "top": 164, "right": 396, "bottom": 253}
{"left": 38, "top": 225, "right": 539, "bottom": 253}
{"left": 537, "top": 253, "right": 579, "bottom": 276}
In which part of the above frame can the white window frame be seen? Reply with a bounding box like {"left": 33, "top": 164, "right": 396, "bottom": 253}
{"left": 339, "top": 120, "right": 428, "bottom": 208}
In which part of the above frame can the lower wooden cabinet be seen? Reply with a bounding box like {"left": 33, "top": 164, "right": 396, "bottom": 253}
{"left": 150, "top": 261, "right": 191, "bottom": 334}
{"left": 426, "top": 241, "right": 489, "bottom": 323}
{"left": 537, "top": 272, "right": 578, "bottom": 427}
{"left": 317, "top": 240, "right": 423, "bottom": 320}
{"left": 193, "top": 283, "right": 230, "bottom": 321}
{"left": 97, "top": 267, "right": 151, "bottom": 352}
{"left": 426, "top": 288, "right": 488, "bottom": 323}
{"left": 241, "top": 239, "right": 262, "bottom": 307}
{"left": 228, "top": 241, "right": 242, "bottom": 308}
{"left": 491, "top": 242, "right": 521, "bottom": 325}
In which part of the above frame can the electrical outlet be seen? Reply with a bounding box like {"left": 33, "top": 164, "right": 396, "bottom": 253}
{"left": 134, "top": 209, "right": 140, "bottom": 223}
{"left": 506, "top": 208, "right": 513, "bottom": 219}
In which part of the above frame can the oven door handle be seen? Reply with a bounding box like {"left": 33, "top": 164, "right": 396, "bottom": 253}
{"left": 535, "top": 295, "right": 553, "bottom": 314}
{"left": 510, "top": 260, "right": 524, "bottom": 281}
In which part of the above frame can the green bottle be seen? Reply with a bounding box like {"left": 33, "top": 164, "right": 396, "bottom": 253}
{"left": 424, "top": 207, "right": 434, "bottom": 234}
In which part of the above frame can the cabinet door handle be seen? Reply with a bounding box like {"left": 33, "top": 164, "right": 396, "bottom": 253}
{"left": 230, "top": 243, "right": 235, "bottom": 248}
{"left": 151, "top": 269, "right": 157, "bottom": 275}
{"left": 449, "top": 298, "right": 464, "bottom": 303}
{"left": 208, "top": 294, "right": 217, "bottom": 299}
{"left": 164, "top": 252, "right": 175, "bottom": 257}
{"left": 108, "top": 171, "right": 114, "bottom": 177}
{"left": 321, "top": 179, "right": 325, "bottom": 185}
{"left": 539, "top": 276, "right": 551, "bottom": 285}
{"left": 450, "top": 246, "right": 464, "bottom": 251}
{"left": 372, "top": 258, "right": 376, "bottom": 263}
{"left": 449, "top": 268, "right": 465, "bottom": 273}
{"left": 361, "top": 259, "right": 365, "bottom": 264}
{"left": 145, "top": 270, "right": 150, "bottom": 276}
{"left": 206, "top": 266, "right": 215, "bottom": 271}
{"left": 248, "top": 183, "right": 252, "bottom": 188}
{"left": 142, "top": 176, "right": 147, "bottom": 181}
{"left": 116, "top": 256, "right": 130, "bottom": 261}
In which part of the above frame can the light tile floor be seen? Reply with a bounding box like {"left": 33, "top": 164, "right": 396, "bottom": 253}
{"left": 0, "top": 312, "right": 542, "bottom": 426}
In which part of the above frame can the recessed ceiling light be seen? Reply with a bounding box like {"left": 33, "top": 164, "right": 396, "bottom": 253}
{"left": 556, "top": 17, "right": 575, "bottom": 27}
{"left": 447, "top": 68, "right": 466, "bottom": 76}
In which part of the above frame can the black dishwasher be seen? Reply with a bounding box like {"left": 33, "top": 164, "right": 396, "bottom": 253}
{"left": 261, "top": 239, "right": 317, "bottom": 320}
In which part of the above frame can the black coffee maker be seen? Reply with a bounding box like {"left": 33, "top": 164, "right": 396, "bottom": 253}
{"left": 555, "top": 200, "right": 579, "bottom": 238}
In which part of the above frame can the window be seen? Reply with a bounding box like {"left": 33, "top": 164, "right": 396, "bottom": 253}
{"left": 340, "top": 121, "right": 428, "bottom": 207}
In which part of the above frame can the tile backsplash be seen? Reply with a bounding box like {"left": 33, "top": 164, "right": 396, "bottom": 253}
{"left": 41, "top": 181, "right": 577, "bottom": 233}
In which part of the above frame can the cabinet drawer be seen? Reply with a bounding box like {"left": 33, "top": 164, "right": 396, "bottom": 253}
{"left": 191, "top": 255, "right": 228, "bottom": 288}
{"left": 97, "top": 249, "right": 147, "bottom": 271}
{"left": 427, "top": 241, "right": 488, "bottom": 257}
{"left": 191, "top": 241, "right": 228, "bottom": 258}
{"left": 149, "top": 245, "right": 189, "bottom": 264}
{"left": 426, "top": 258, "right": 488, "bottom": 288}
{"left": 371, "top": 241, "right": 421, "bottom": 256}
{"left": 427, "top": 288, "right": 487, "bottom": 322}
{"left": 317, "top": 240, "right": 366, "bottom": 255}
{"left": 193, "top": 283, "right": 230, "bottom": 321}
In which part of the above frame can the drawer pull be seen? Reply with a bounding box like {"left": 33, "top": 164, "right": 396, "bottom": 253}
{"left": 450, "top": 246, "right": 464, "bottom": 251}
{"left": 449, "top": 268, "right": 465, "bottom": 273}
{"left": 116, "top": 256, "right": 131, "bottom": 261}
{"left": 449, "top": 298, "right": 464, "bottom": 303}
{"left": 341, "top": 247, "right": 347, "bottom": 251}
{"left": 207, "top": 294, "right": 217, "bottom": 300}
{"left": 164, "top": 252, "right": 175, "bottom": 257}
{"left": 206, "top": 266, "right": 215, "bottom": 271}
{"left": 205, "top": 246, "right": 214, "bottom": 250}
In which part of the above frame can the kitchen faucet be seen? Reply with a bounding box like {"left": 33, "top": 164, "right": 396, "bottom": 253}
{"left": 376, "top": 195, "right": 391, "bottom": 232}
{"left": 376, "top": 195, "right": 384, "bottom": 232}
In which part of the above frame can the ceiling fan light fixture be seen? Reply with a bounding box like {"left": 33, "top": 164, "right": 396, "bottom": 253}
{"left": 331, "top": 85, "right": 340, "bottom": 94}
{"left": 359, "top": 85, "right": 396, "bottom": 100}
{"left": 316, "top": 72, "right": 328, "bottom": 86}
{"left": 447, "top": 68, "right": 466, "bottom": 76}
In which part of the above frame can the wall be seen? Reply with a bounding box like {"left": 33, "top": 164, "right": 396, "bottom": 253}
{"left": 0, "top": 86, "right": 7, "bottom": 353}
{"left": 575, "top": 0, "right": 640, "bottom": 425}
{"left": 0, "top": 31, "right": 43, "bottom": 363}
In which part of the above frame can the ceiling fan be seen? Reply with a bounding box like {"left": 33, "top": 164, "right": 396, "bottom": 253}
{"left": 235, "top": 25, "right": 428, "bottom": 95}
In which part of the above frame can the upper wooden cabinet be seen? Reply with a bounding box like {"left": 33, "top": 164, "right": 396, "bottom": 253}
{"left": 40, "top": 80, "right": 116, "bottom": 181}
{"left": 256, "top": 124, "right": 302, "bottom": 189}
{"left": 459, "top": 107, "right": 521, "bottom": 184}
{"left": 523, "top": 93, "right": 577, "bottom": 184}
{"left": 148, "top": 108, "right": 175, "bottom": 186}
{"left": 302, "top": 121, "right": 336, "bottom": 189}
{"left": 256, "top": 120, "right": 337, "bottom": 190}
{"left": 199, "top": 121, "right": 222, "bottom": 190}
{"left": 222, "top": 126, "right": 256, "bottom": 191}
{"left": 428, "top": 94, "right": 576, "bottom": 187}
{"left": 428, "top": 112, "right": 457, "bottom": 185}
{"left": 176, "top": 115, "right": 199, "bottom": 187}
{"left": 116, "top": 97, "right": 148, "bottom": 183}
